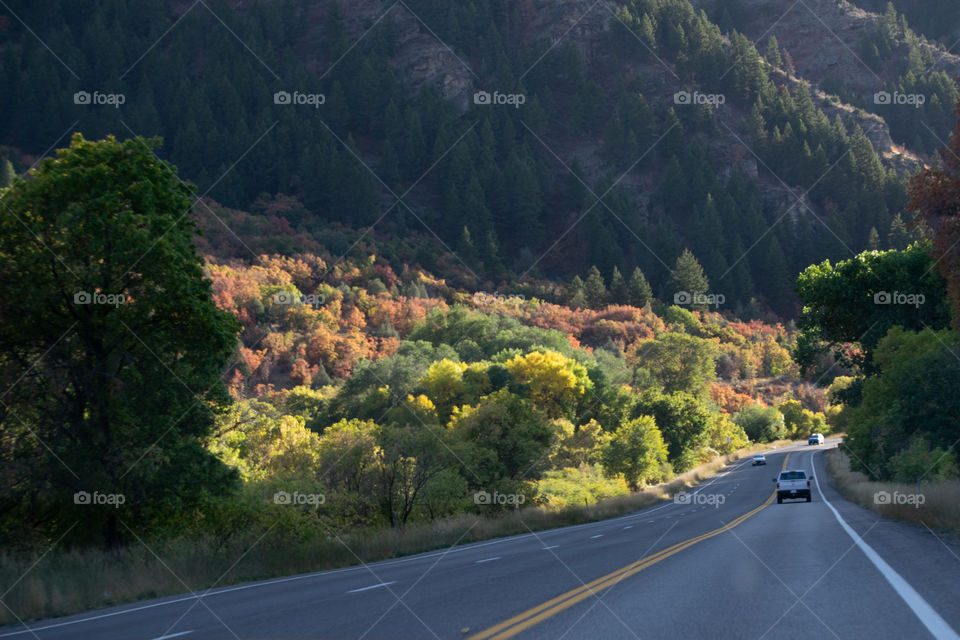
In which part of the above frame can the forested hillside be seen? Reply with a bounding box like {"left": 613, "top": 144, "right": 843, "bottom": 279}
{"left": 695, "top": 0, "right": 960, "bottom": 156}
{"left": 851, "top": 0, "right": 960, "bottom": 43}
{"left": 0, "top": 0, "right": 939, "bottom": 316}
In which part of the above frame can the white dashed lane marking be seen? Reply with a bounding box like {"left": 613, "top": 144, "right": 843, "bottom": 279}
{"left": 347, "top": 581, "right": 396, "bottom": 593}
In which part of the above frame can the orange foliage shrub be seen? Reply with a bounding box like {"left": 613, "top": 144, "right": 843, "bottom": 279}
{"left": 709, "top": 384, "right": 755, "bottom": 415}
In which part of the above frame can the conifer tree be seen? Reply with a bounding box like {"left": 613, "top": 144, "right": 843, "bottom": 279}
{"left": 765, "top": 36, "right": 783, "bottom": 68}
{"left": 569, "top": 275, "right": 586, "bottom": 309}
{"left": 628, "top": 267, "right": 654, "bottom": 307}
{"left": 888, "top": 213, "right": 912, "bottom": 250}
{"left": 584, "top": 266, "right": 608, "bottom": 309}
{"left": 669, "top": 249, "right": 710, "bottom": 298}
{"left": 610, "top": 266, "right": 627, "bottom": 304}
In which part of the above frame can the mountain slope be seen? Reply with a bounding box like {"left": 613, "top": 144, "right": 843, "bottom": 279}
{"left": 0, "top": 0, "right": 942, "bottom": 316}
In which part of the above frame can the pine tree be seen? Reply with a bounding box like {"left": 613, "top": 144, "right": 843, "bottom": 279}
{"left": 765, "top": 36, "right": 783, "bottom": 68}
{"left": 609, "top": 266, "right": 627, "bottom": 304}
{"left": 758, "top": 236, "right": 792, "bottom": 316}
{"left": 483, "top": 230, "right": 506, "bottom": 277}
{"left": 503, "top": 151, "right": 543, "bottom": 248}
{"left": 325, "top": 81, "right": 350, "bottom": 131}
{"left": 888, "top": 213, "right": 912, "bottom": 250}
{"left": 463, "top": 174, "right": 493, "bottom": 236}
{"left": 655, "top": 156, "right": 687, "bottom": 213}
{"left": 602, "top": 117, "right": 627, "bottom": 163}
{"left": 662, "top": 109, "right": 685, "bottom": 159}
{"left": 867, "top": 227, "right": 881, "bottom": 250}
{"left": 335, "top": 135, "right": 378, "bottom": 224}
{"left": 691, "top": 194, "right": 723, "bottom": 249}
{"left": 568, "top": 275, "right": 586, "bottom": 309}
{"left": 383, "top": 99, "right": 404, "bottom": 144}
{"left": 782, "top": 49, "right": 796, "bottom": 76}
{"left": 628, "top": 267, "right": 654, "bottom": 307}
{"left": 668, "top": 249, "right": 709, "bottom": 298}
{"left": 402, "top": 107, "right": 426, "bottom": 179}
{"left": 457, "top": 226, "right": 478, "bottom": 266}
{"left": 584, "top": 266, "right": 608, "bottom": 309}
{"left": 380, "top": 140, "right": 402, "bottom": 193}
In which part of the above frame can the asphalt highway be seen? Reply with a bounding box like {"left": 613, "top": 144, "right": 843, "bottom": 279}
{"left": 3, "top": 440, "right": 959, "bottom": 639}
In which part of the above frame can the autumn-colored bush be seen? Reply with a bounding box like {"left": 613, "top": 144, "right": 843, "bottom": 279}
{"left": 709, "top": 383, "right": 755, "bottom": 414}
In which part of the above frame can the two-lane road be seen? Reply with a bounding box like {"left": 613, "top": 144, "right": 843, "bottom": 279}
{"left": 3, "top": 441, "right": 959, "bottom": 639}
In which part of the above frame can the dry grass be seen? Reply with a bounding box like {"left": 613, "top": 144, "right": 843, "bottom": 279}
{"left": 825, "top": 449, "right": 960, "bottom": 532}
{"left": 0, "top": 440, "right": 789, "bottom": 626}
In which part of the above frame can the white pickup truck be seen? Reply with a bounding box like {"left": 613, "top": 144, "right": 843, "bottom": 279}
{"left": 774, "top": 469, "right": 811, "bottom": 503}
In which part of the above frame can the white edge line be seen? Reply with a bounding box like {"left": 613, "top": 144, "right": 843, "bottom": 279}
{"left": 347, "top": 581, "right": 396, "bottom": 594}
{"left": 0, "top": 443, "right": 808, "bottom": 637}
{"left": 811, "top": 452, "right": 960, "bottom": 640}
{"left": 475, "top": 557, "right": 501, "bottom": 564}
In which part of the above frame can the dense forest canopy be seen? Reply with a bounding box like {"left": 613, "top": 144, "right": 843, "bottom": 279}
{"left": 0, "top": 0, "right": 943, "bottom": 317}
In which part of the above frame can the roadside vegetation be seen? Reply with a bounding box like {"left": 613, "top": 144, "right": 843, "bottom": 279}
{"left": 826, "top": 449, "right": 960, "bottom": 533}
{"left": 0, "top": 439, "right": 787, "bottom": 625}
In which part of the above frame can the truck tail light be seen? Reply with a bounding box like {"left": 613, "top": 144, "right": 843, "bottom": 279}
{"left": 776, "top": 482, "right": 780, "bottom": 488}
{"left": 807, "top": 480, "right": 810, "bottom": 487}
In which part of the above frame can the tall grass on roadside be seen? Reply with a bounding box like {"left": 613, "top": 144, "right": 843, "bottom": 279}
{"left": 0, "top": 440, "right": 785, "bottom": 626}
{"left": 825, "top": 448, "right": 960, "bottom": 532}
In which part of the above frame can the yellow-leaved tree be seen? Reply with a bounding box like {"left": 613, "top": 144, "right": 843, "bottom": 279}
{"left": 505, "top": 350, "right": 593, "bottom": 418}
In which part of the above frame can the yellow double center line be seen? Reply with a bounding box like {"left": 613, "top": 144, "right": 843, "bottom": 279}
{"left": 468, "top": 453, "right": 790, "bottom": 640}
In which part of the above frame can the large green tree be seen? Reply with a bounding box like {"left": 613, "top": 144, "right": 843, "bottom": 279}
{"left": 668, "top": 249, "right": 710, "bottom": 309}
{"left": 601, "top": 416, "right": 671, "bottom": 490}
{"left": 0, "top": 134, "right": 240, "bottom": 548}
{"left": 794, "top": 244, "right": 950, "bottom": 374}
{"left": 842, "top": 327, "right": 960, "bottom": 481}
{"left": 733, "top": 405, "right": 786, "bottom": 443}
{"left": 627, "top": 267, "right": 654, "bottom": 307}
{"left": 631, "top": 389, "right": 714, "bottom": 472}
{"left": 633, "top": 332, "right": 718, "bottom": 396}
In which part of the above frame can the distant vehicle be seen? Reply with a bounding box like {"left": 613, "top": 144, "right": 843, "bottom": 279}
{"left": 808, "top": 433, "right": 825, "bottom": 445}
{"left": 775, "top": 470, "right": 811, "bottom": 503}
{"left": 751, "top": 455, "right": 767, "bottom": 466}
